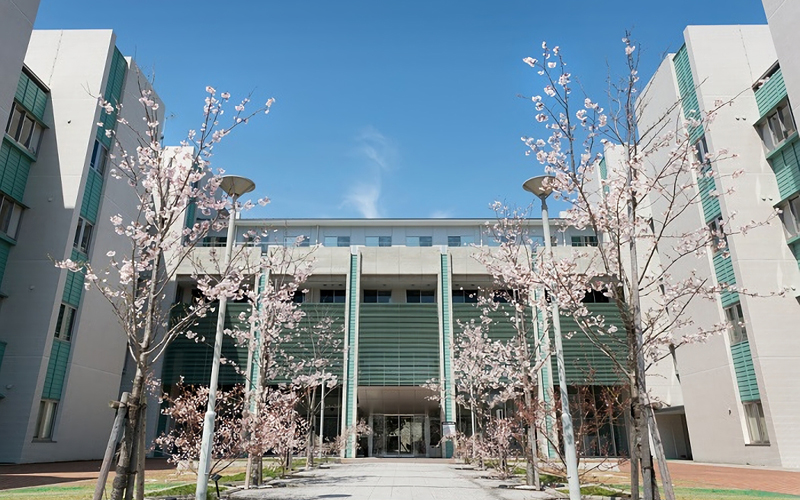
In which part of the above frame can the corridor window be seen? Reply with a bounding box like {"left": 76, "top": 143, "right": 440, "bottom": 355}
{"left": 571, "top": 235, "right": 598, "bottom": 247}
{"left": 365, "top": 236, "right": 391, "bottom": 247}
{"left": 448, "top": 235, "right": 475, "bottom": 247}
{"left": 0, "top": 195, "right": 23, "bottom": 239}
{"left": 320, "top": 289, "right": 346, "bottom": 303}
{"left": 54, "top": 304, "right": 77, "bottom": 341}
{"left": 452, "top": 289, "right": 478, "bottom": 303}
{"left": 73, "top": 218, "right": 93, "bottom": 254}
{"left": 707, "top": 216, "right": 728, "bottom": 252}
{"left": 406, "top": 290, "right": 435, "bottom": 303}
{"left": 89, "top": 140, "right": 108, "bottom": 174}
{"left": 284, "top": 235, "right": 310, "bottom": 247}
{"left": 743, "top": 401, "right": 769, "bottom": 444}
{"left": 34, "top": 400, "right": 58, "bottom": 440}
{"left": 724, "top": 303, "right": 748, "bottom": 345}
{"left": 406, "top": 236, "right": 432, "bottom": 247}
{"left": 756, "top": 101, "right": 796, "bottom": 152}
{"left": 363, "top": 290, "right": 391, "bottom": 303}
{"left": 777, "top": 196, "right": 800, "bottom": 239}
{"left": 5, "top": 103, "right": 44, "bottom": 156}
{"left": 324, "top": 236, "right": 350, "bottom": 247}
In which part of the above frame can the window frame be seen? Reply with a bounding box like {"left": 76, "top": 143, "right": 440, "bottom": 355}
{"left": 319, "top": 289, "right": 346, "bottom": 303}
{"left": 743, "top": 401, "right": 770, "bottom": 445}
{"left": 724, "top": 303, "right": 748, "bottom": 345}
{"left": 570, "top": 235, "right": 598, "bottom": 247}
{"left": 756, "top": 100, "right": 797, "bottom": 153}
{"left": 89, "top": 140, "right": 108, "bottom": 175}
{"left": 5, "top": 102, "right": 44, "bottom": 156}
{"left": 54, "top": 303, "right": 77, "bottom": 341}
{"left": 34, "top": 400, "right": 58, "bottom": 440}
{"left": 0, "top": 194, "right": 24, "bottom": 240}
{"left": 73, "top": 217, "right": 94, "bottom": 254}
{"left": 363, "top": 289, "right": 392, "bottom": 303}
{"left": 406, "top": 289, "right": 435, "bottom": 303}
{"left": 452, "top": 289, "right": 478, "bottom": 303}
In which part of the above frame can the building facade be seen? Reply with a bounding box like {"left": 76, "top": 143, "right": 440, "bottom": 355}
{"left": 635, "top": 24, "right": 800, "bottom": 467}
{"left": 0, "top": 28, "right": 163, "bottom": 463}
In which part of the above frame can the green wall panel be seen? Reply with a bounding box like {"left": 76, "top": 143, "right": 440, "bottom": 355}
{"left": 15, "top": 71, "right": 48, "bottom": 121}
{"left": 343, "top": 253, "right": 359, "bottom": 457}
{"left": 453, "top": 302, "right": 626, "bottom": 385}
{"left": 698, "top": 167, "right": 722, "bottom": 222}
{"left": 161, "top": 304, "right": 251, "bottom": 385}
{"left": 0, "top": 239, "right": 10, "bottom": 289}
{"left": 712, "top": 252, "right": 739, "bottom": 307}
{"left": 61, "top": 250, "right": 86, "bottom": 308}
{"left": 357, "top": 304, "right": 440, "bottom": 386}
{"left": 731, "top": 340, "right": 760, "bottom": 401}
{"left": 673, "top": 46, "right": 705, "bottom": 144}
{"left": 0, "top": 340, "right": 6, "bottom": 374}
{"left": 769, "top": 137, "right": 800, "bottom": 201}
{"left": 439, "top": 255, "right": 454, "bottom": 421}
{"left": 80, "top": 169, "right": 104, "bottom": 223}
{"left": 97, "top": 48, "right": 128, "bottom": 148}
{"left": 755, "top": 68, "right": 787, "bottom": 117}
{"left": 42, "top": 339, "right": 71, "bottom": 400}
{"left": 0, "top": 139, "right": 33, "bottom": 202}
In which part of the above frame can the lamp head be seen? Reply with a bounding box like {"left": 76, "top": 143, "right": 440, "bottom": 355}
{"left": 219, "top": 175, "right": 256, "bottom": 198}
{"left": 522, "top": 175, "right": 556, "bottom": 199}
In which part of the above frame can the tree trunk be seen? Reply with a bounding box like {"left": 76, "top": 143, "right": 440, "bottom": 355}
{"left": 135, "top": 406, "right": 147, "bottom": 500}
{"left": 111, "top": 366, "right": 146, "bottom": 500}
{"left": 628, "top": 398, "right": 640, "bottom": 500}
{"left": 306, "top": 390, "right": 316, "bottom": 468}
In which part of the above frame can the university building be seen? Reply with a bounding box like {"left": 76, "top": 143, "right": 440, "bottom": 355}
{"left": 0, "top": 1, "right": 163, "bottom": 462}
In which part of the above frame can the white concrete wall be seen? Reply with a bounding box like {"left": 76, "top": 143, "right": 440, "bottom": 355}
{"left": 0, "top": 0, "right": 39, "bottom": 128}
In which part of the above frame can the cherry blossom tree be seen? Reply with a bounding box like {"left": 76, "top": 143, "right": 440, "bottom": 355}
{"left": 484, "top": 35, "right": 782, "bottom": 500}
{"left": 58, "top": 76, "right": 274, "bottom": 500}
{"left": 155, "top": 382, "right": 245, "bottom": 477}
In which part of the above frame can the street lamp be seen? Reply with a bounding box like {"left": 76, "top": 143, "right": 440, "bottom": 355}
{"left": 523, "top": 175, "right": 581, "bottom": 500}
{"left": 196, "top": 175, "right": 256, "bottom": 500}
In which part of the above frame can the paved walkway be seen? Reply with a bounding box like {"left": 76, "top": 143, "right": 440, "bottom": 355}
{"left": 231, "top": 461, "right": 544, "bottom": 500}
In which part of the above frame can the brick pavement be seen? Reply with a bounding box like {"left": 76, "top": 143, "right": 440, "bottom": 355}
{"left": 616, "top": 460, "right": 800, "bottom": 495}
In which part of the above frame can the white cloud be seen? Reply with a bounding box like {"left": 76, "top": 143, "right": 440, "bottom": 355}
{"left": 430, "top": 209, "right": 453, "bottom": 219}
{"left": 341, "top": 127, "right": 397, "bottom": 218}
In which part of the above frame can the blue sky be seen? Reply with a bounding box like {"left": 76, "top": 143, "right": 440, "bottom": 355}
{"left": 35, "top": 0, "right": 767, "bottom": 219}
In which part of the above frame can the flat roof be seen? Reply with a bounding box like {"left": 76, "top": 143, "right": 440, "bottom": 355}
{"left": 234, "top": 217, "right": 555, "bottom": 228}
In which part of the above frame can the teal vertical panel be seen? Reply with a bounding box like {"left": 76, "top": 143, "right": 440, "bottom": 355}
{"left": 730, "top": 341, "right": 760, "bottom": 401}
{"left": 80, "top": 169, "right": 103, "bottom": 223}
{"left": 713, "top": 252, "right": 739, "bottom": 307}
{"left": 698, "top": 166, "right": 722, "bottom": 223}
{"left": 0, "top": 239, "right": 10, "bottom": 288}
{"left": 61, "top": 249, "right": 86, "bottom": 307}
{"left": 96, "top": 48, "right": 128, "bottom": 148}
{"left": 344, "top": 253, "right": 359, "bottom": 457}
{"left": 439, "top": 254, "right": 455, "bottom": 458}
{"left": 42, "top": 339, "right": 71, "bottom": 400}
{"left": 184, "top": 201, "right": 197, "bottom": 229}
{"left": 673, "top": 46, "right": 705, "bottom": 144}
{"left": 769, "top": 138, "right": 800, "bottom": 201}
{"left": 0, "top": 139, "right": 33, "bottom": 202}
{"left": 15, "top": 72, "right": 48, "bottom": 121}
{"left": 0, "top": 341, "right": 6, "bottom": 373}
{"left": 755, "top": 68, "right": 787, "bottom": 117}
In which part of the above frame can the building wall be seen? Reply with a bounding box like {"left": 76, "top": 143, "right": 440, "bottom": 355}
{"left": 0, "top": 0, "right": 39, "bottom": 133}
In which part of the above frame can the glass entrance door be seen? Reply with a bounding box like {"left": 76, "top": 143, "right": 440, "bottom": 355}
{"left": 371, "top": 414, "right": 426, "bottom": 457}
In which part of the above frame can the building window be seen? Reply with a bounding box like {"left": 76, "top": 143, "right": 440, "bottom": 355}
{"left": 406, "top": 236, "right": 432, "bottom": 247}
{"left": 724, "top": 303, "right": 747, "bottom": 345}
{"left": 5, "top": 103, "right": 44, "bottom": 156}
{"left": 34, "top": 400, "right": 58, "bottom": 440}
{"left": 756, "top": 101, "right": 796, "bottom": 152}
{"left": 292, "top": 291, "right": 305, "bottom": 303}
{"left": 448, "top": 235, "right": 475, "bottom": 247}
{"left": 284, "top": 235, "right": 310, "bottom": 247}
{"left": 777, "top": 195, "right": 800, "bottom": 240}
{"left": 571, "top": 235, "right": 598, "bottom": 247}
{"left": 406, "top": 290, "right": 435, "bottom": 303}
{"left": 743, "top": 401, "right": 769, "bottom": 444}
{"left": 320, "top": 289, "right": 346, "bottom": 303}
{"left": 324, "top": 236, "right": 350, "bottom": 247}
{"left": 363, "top": 290, "right": 391, "bottom": 303}
{"left": 89, "top": 140, "right": 107, "bottom": 174}
{"left": 0, "top": 194, "right": 23, "bottom": 240}
{"left": 582, "top": 290, "right": 610, "bottom": 303}
{"left": 452, "top": 289, "right": 478, "bottom": 303}
{"left": 54, "top": 304, "right": 77, "bottom": 341}
{"left": 707, "top": 216, "right": 728, "bottom": 252}
{"left": 366, "top": 236, "right": 392, "bottom": 247}
{"left": 73, "top": 218, "right": 94, "bottom": 254}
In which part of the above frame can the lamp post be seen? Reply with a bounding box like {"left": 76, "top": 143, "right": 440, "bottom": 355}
{"left": 523, "top": 175, "right": 581, "bottom": 500}
{"left": 196, "top": 175, "right": 256, "bottom": 500}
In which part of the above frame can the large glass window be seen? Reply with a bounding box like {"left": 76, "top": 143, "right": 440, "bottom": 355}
{"left": 743, "top": 401, "right": 769, "bottom": 444}
{"left": 448, "top": 235, "right": 475, "bottom": 247}
{"left": 365, "top": 236, "right": 392, "bottom": 247}
{"left": 0, "top": 195, "right": 23, "bottom": 239}
{"left": 724, "top": 303, "right": 747, "bottom": 345}
{"left": 406, "top": 236, "right": 432, "bottom": 247}
{"left": 320, "top": 289, "right": 346, "bottom": 303}
{"left": 363, "top": 290, "right": 391, "bottom": 303}
{"left": 5, "top": 103, "right": 44, "bottom": 156}
{"left": 34, "top": 400, "right": 58, "bottom": 440}
{"left": 54, "top": 304, "right": 77, "bottom": 341}
{"left": 452, "top": 289, "right": 478, "bottom": 303}
{"left": 73, "top": 218, "right": 94, "bottom": 254}
{"left": 571, "top": 235, "right": 598, "bottom": 247}
{"left": 406, "top": 290, "right": 435, "bottom": 303}
{"left": 284, "top": 235, "right": 310, "bottom": 247}
{"left": 324, "top": 236, "right": 350, "bottom": 247}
